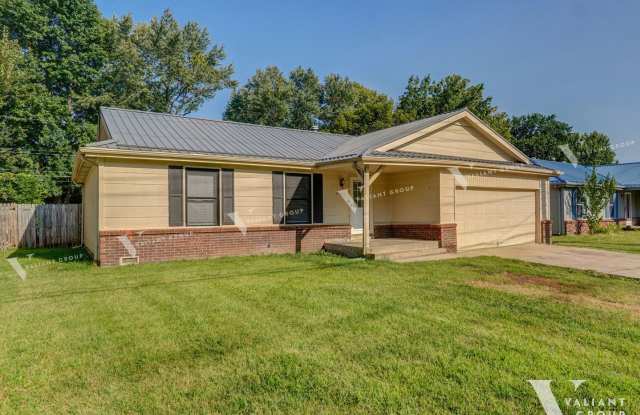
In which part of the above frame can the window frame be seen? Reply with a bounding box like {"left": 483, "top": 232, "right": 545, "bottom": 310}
{"left": 184, "top": 167, "right": 221, "bottom": 227}
{"left": 574, "top": 188, "right": 585, "bottom": 220}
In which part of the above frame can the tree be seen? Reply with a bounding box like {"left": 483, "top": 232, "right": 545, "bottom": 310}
{"left": 319, "top": 74, "right": 393, "bottom": 135}
{"left": 394, "top": 74, "right": 512, "bottom": 139}
{"left": 0, "top": 4, "right": 235, "bottom": 202}
{"left": 0, "top": 29, "right": 21, "bottom": 108}
{"left": 132, "top": 9, "right": 235, "bottom": 115}
{"left": 581, "top": 168, "right": 616, "bottom": 233}
{"left": 1, "top": 0, "right": 107, "bottom": 116}
{"left": 224, "top": 66, "right": 292, "bottom": 126}
{"left": 0, "top": 172, "right": 54, "bottom": 203}
{"left": 287, "top": 66, "right": 321, "bottom": 130}
{"left": 509, "top": 113, "right": 575, "bottom": 161}
{"left": 573, "top": 131, "right": 616, "bottom": 166}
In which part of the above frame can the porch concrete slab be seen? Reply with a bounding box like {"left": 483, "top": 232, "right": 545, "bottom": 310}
{"left": 456, "top": 244, "right": 640, "bottom": 279}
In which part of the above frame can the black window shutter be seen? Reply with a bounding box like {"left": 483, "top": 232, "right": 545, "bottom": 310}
{"left": 313, "top": 173, "right": 323, "bottom": 223}
{"left": 272, "top": 171, "right": 284, "bottom": 224}
{"left": 221, "top": 169, "right": 234, "bottom": 225}
{"left": 284, "top": 173, "right": 311, "bottom": 224}
{"left": 168, "top": 166, "right": 183, "bottom": 226}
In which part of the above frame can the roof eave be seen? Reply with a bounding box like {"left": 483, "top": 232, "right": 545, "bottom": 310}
{"left": 361, "top": 155, "right": 555, "bottom": 176}
{"left": 78, "top": 147, "right": 317, "bottom": 169}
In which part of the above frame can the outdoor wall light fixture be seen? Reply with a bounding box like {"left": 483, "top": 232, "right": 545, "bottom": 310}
{"left": 339, "top": 177, "right": 345, "bottom": 188}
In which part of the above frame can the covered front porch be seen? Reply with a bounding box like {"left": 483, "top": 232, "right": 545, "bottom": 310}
{"left": 318, "top": 157, "right": 550, "bottom": 259}
{"left": 319, "top": 162, "right": 459, "bottom": 257}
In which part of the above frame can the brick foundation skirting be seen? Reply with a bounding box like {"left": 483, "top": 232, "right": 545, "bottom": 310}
{"left": 98, "top": 224, "right": 351, "bottom": 266}
{"left": 541, "top": 220, "right": 552, "bottom": 244}
{"left": 564, "top": 219, "right": 621, "bottom": 235}
{"left": 374, "top": 223, "right": 457, "bottom": 252}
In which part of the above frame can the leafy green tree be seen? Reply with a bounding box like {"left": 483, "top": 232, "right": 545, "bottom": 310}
{"left": 0, "top": 172, "right": 54, "bottom": 203}
{"left": 0, "top": 29, "right": 21, "bottom": 108}
{"left": 1, "top": 0, "right": 107, "bottom": 116}
{"left": 1, "top": 4, "right": 235, "bottom": 202}
{"left": 224, "top": 66, "right": 292, "bottom": 126}
{"left": 581, "top": 168, "right": 616, "bottom": 233}
{"left": 394, "top": 74, "right": 512, "bottom": 138}
{"left": 320, "top": 74, "right": 393, "bottom": 135}
{"left": 287, "top": 67, "right": 321, "bottom": 130}
{"left": 509, "top": 113, "right": 575, "bottom": 161}
{"left": 132, "top": 9, "right": 235, "bottom": 115}
{"left": 573, "top": 131, "right": 616, "bottom": 166}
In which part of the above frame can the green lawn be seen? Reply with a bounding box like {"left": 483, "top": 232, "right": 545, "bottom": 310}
{"left": 1, "top": 248, "right": 639, "bottom": 414}
{"left": 553, "top": 229, "right": 640, "bottom": 254}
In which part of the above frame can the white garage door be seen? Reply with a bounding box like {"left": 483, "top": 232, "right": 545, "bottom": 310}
{"left": 456, "top": 188, "right": 536, "bottom": 250}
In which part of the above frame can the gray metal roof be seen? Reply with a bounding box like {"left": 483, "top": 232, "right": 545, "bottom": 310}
{"left": 90, "top": 107, "right": 535, "bottom": 168}
{"left": 95, "top": 107, "right": 353, "bottom": 162}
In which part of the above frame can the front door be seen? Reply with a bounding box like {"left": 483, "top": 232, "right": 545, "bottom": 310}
{"left": 350, "top": 179, "right": 363, "bottom": 234}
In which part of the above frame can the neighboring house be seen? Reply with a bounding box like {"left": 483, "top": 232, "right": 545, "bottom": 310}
{"left": 72, "top": 107, "right": 556, "bottom": 266}
{"left": 533, "top": 159, "right": 640, "bottom": 235}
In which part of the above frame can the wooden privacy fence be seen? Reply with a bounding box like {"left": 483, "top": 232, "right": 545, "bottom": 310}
{"left": 0, "top": 204, "right": 82, "bottom": 249}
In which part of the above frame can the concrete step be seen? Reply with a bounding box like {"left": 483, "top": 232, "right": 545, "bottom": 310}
{"left": 392, "top": 252, "right": 459, "bottom": 263}
{"left": 377, "top": 247, "right": 448, "bottom": 261}
{"left": 371, "top": 242, "right": 440, "bottom": 255}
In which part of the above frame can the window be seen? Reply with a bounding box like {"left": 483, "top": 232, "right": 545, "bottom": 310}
{"left": 352, "top": 180, "right": 363, "bottom": 208}
{"left": 285, "top": 173, "right": 311, "bottom": 224}
{"left": 186, "top": 168, "right": 219, "bottom": 226}
{"left": 574, "top": 189, "right": 585, "bottom": 219}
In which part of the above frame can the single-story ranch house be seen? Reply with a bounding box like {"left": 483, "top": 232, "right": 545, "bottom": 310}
{"left": 72, "top": 107, "right": 556, "bottom": 266}
{"left": 533, "top": 159, "right": 640, "bottom": 234}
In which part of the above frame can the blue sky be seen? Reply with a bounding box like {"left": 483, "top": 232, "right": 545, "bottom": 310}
{"left": 95, "top": 0, "right": 640, "bottom": 162}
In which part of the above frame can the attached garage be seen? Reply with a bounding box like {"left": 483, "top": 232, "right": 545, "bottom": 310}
{"left": 455, "top": 188, "right": 537, "bottom": 250}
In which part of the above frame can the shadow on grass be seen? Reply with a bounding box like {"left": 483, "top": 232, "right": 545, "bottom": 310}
{"left": 0, "top": 261, "right": 355, "bottom": 305}
{"left": 6, "top": 246, "right": 93, "bottom": 265}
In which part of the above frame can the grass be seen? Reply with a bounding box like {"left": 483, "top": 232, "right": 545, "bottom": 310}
{"left": 553, "top": 228, "right": 640, "bottom": 254}
{"left": 0, "top": 248, "right": 639, "bottom": 414}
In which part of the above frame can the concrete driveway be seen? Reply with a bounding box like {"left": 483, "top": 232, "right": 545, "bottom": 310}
{"left": 457, "top": 244, "right": 640, "bottom": 279}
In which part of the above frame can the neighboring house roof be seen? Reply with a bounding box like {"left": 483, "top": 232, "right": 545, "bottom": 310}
{"left": 597, "top": 163, "right": 640, "bottom": 189}
{"left": 532, "top": 159, "right": 602, "bottom": 185}
{"left": 533, "top": 158, "right": 640, "bottom": 189}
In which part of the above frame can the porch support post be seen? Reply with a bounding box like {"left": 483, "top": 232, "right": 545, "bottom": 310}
{"left": 363, "top": 165, "right": 371, "bottom": 256}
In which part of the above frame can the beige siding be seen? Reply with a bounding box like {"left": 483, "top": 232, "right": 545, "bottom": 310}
{"left": 234, "top": 169, "right": 273, "bottom": 225}
{"left": 460, "top": 169, "right": 541, "bottom": 190}
{"left": 456, "top": 188, "right": 536, "bottom": 250}
{"left": 101, "top": 161, "right": 169, "bottom": 230}
{"left": 371, "top": 175, "right": 392, "bottom": 225}
{"left": 396, "top": 121, "right": 515, "bottom": 162}
{"left": 439, "top": 169, "right": 455, "bottom": 223}
{"left": 387, "top": 169, "right": 440, "bottom": 224}
{"left": 83, "top": 165, "right": 99, "bottom": 257}
{"left": 324, "top": 172, "right": 351, "bottom": 225}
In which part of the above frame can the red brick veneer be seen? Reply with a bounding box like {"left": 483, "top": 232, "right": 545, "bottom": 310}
{"left": 374, "top": 223, "right": 457, "bottom": 252}
{"left": 564, "top": 219, "right": 620, "bottom": 234}
{"left": 541, "top": 220, "right": 552, "bottom": 244}
{"left": 98, "top": 224, "right": 351, "bottom": 266}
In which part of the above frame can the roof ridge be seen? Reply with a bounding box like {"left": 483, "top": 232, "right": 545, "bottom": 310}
{"left": 99, "top": 106, "right": 355, "bottom": 139}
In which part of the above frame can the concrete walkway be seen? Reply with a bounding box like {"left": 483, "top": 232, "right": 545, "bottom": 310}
{"left": 456, "top": 244, "right": 640, "bottom": 279}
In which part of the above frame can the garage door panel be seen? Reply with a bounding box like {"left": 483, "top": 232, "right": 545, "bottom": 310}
{"left": 456, "top": 188, "right": 536, "bottom": 250}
